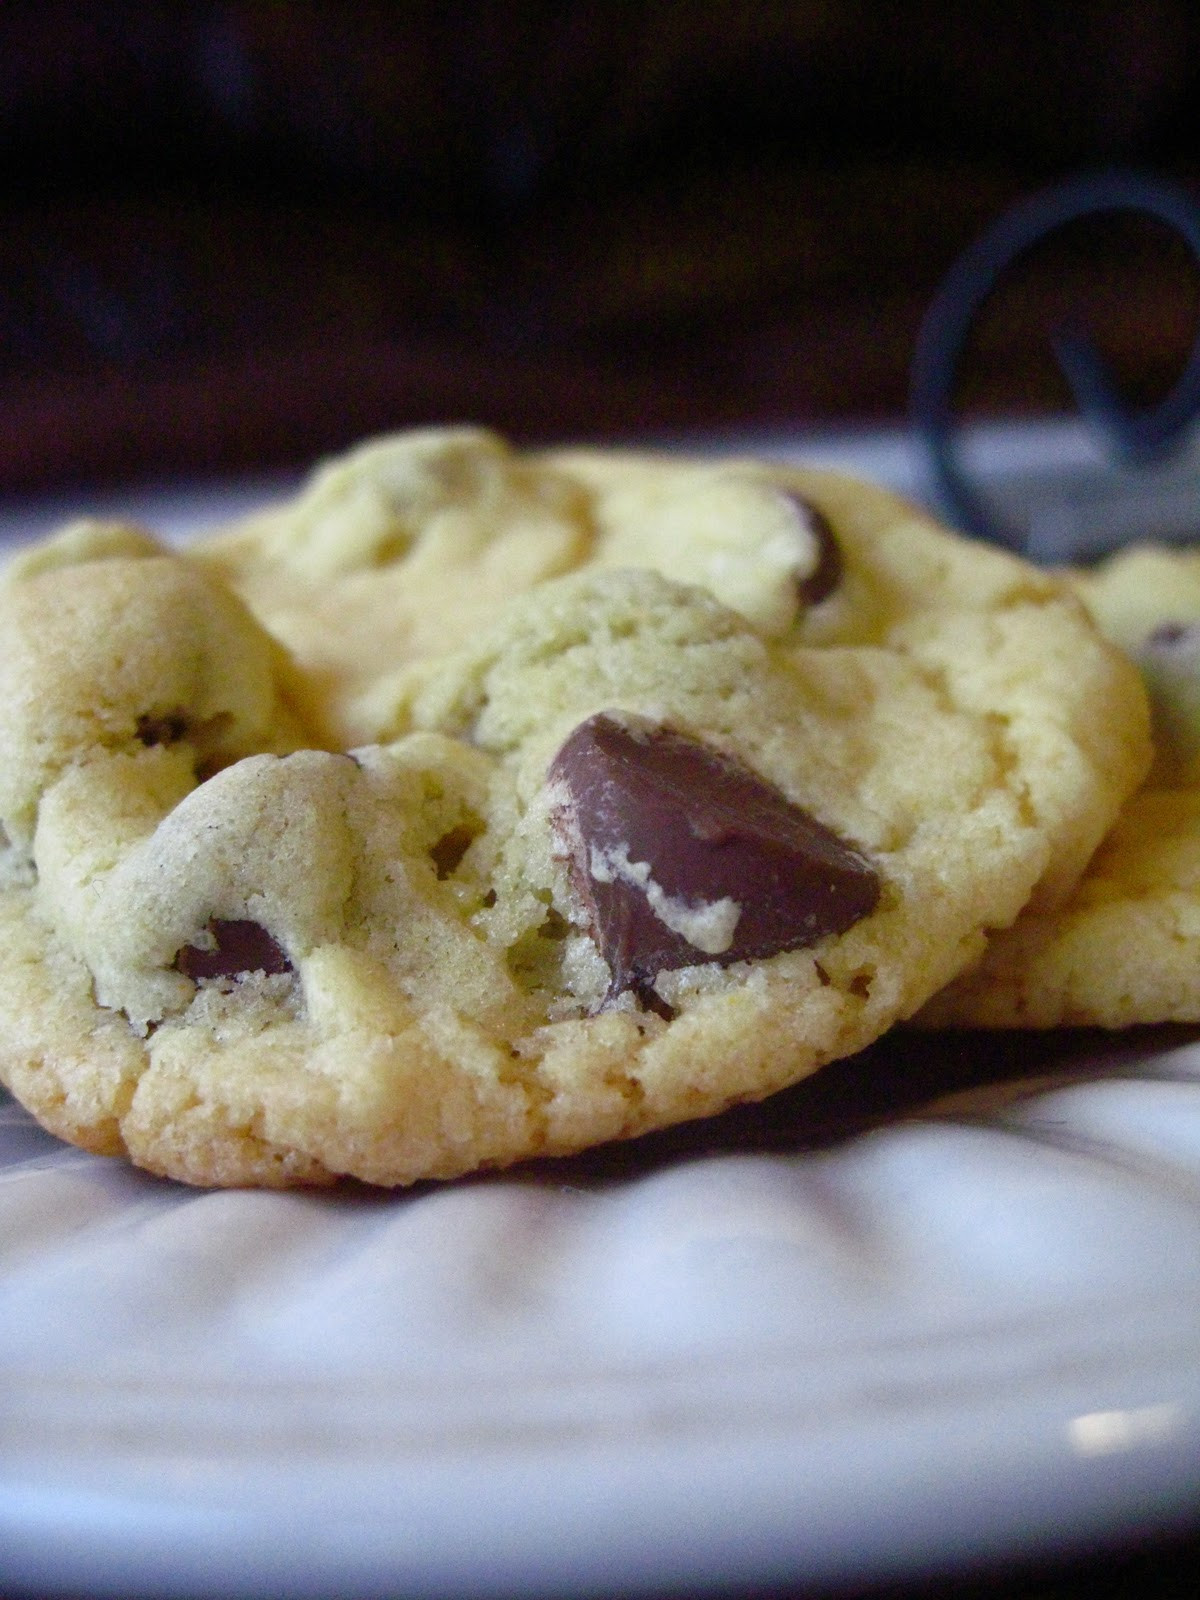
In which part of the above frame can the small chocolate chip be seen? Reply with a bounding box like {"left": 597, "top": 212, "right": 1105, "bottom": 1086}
{"left": 430, "top": 823, "right": 478, "bottom": 879}
{"left": 1146, "top": 620, "right": 1199, "bottom": 651}
{"left": 549, "top": 713, "right": 880, "bottom": 1011}
{"left": 175, "top": 919, "right": 293, "bottom": 982}
{"left": 787, "top": 495, "right": 843, "bottom": 607}
{"left": 136, "top": 710, "right": 189, "bottom": 747}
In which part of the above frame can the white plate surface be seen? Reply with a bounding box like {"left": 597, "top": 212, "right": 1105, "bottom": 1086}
{"left": 3, "top": 1032, "right": 1200, "bottom": 1600}
{"left": 3, "top": 427, "right": 1200, "bottom": 1598}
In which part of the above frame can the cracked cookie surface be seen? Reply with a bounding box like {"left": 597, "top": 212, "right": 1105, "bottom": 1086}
{"left": 0, "top": 431, "right": 1151, "bottom": 1184}
{"left": 921, "top": 542, "right": 1200, "bottom": 1028}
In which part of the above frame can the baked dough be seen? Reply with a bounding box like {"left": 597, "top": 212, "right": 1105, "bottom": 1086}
{"left": 0, "top": 431, "right": 1151, "bottom": 1182}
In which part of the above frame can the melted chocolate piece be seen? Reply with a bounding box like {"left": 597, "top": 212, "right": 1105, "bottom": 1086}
{"left": 175, "top": 919, "right": 293, "bottom": 982}
{"left": 549, "top": 713, "right": 880, "bottom": 1010}
{"left": 787, "top": 495, "right": 843, "bottom": 606}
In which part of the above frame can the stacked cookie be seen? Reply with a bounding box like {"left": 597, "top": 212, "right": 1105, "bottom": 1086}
{"left": 0, "top": 430, "right": 1158, "bottom": 1185}
{"left": 921, "top": 542, "right": 1200, "bottom": 1029}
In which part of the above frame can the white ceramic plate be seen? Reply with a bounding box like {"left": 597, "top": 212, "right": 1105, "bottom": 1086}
{"left": 3, "top": 1030, "right": 1200, "bottom": 1599}
{"left": 3, "top": 429, "right": 1200, "bottom": 1598}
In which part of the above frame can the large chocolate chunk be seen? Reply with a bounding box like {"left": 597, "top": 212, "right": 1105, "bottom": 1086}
{"left": 175, "top": 919, "right": 293, "bottom": 982}
{"left": 549, "top": 713, "right": 879, "bottom": 1010}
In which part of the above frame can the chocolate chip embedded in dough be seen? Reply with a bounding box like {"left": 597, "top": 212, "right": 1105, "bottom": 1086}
{"left": 788, "top": 495, "right": 843, "bottom": 606}
{"left": 175, "top": 919, "right": 293, "bottom": 982}
{"left": 136, "top": 710, "right": 189, "bottom": 747}
{"left": 1135, "top": 620, "right": 1200, "bottom": 775}
{"left": 135, "top": 709, "right": 236, "bottom": 781}
{"left": 548, "top": 713, "right": 880, "bottom": 1010}
{"left": 1142, "top": 619, "right": 1200, "bottom": 662}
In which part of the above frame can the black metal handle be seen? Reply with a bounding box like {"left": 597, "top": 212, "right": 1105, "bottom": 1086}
{"left": 910, "top": 170, "right": 1200, "bottom": 550}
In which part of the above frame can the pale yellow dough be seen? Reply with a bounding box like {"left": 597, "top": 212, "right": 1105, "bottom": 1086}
{"left": 922, "top": 541, "right": 1200, "bottom": 1028}
{"left": 0, "top": 431, "right": 1151, "bottom": 1184}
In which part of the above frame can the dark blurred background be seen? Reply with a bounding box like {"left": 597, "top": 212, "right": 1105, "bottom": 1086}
{"left": 2, "top": 0, "right": 1200, "bottom": 492}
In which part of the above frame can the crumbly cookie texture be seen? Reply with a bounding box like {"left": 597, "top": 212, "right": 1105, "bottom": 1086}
{"left": 0, "top": 431, "right": 1151, "bottom": 1185}
{"left": 192, "top": 428, "right": 848, "bottom": 747}
{"left": 920, "top": 542, "right": 1200, "bottom": 1028}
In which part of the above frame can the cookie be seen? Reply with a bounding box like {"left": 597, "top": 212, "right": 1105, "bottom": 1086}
{"left": 921, "top": 542, "right": 1200, "bottom": 1029}
{"left": 0, "top": 431, "right": 1150, "bottom": 1186}
{"left": 189, "top": 427, "right": 847, "bottom": 747}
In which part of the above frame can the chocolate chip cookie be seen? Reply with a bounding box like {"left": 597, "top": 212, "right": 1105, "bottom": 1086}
{"left": 922, "top": 542, "right": 1200, "bottom": 1028}
{"left": 0, "top": 431, "right": 1151, "bottom": 1184}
